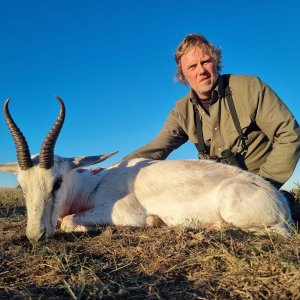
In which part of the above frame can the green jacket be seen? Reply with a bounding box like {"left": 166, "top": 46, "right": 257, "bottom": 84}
{"left": 124, "top": 75, "right": 300, "bottom": 185}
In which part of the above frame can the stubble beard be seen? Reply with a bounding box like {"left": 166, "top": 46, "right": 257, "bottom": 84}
{"left": 195, "top": 79, "right": 215, "bottom": 100}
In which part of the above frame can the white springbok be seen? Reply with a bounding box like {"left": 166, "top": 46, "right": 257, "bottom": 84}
{"left": 0, "top": 97, "right": 292, "bottom": 243}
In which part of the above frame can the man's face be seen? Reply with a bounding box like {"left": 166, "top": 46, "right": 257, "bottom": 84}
{"left": 180, "top": 46, "right": 218, "bottom": 100}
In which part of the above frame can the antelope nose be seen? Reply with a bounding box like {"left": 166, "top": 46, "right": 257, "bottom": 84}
{"left": 26, "top": 225, "right": 46, "bottom": 244}
{"left": 28, "top": 230, "right": 46, "bottom": 245}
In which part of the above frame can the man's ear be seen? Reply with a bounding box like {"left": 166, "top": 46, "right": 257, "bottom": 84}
{"left": 0, "top": 162, "right": 19, "bottom": 174}
{"left": 68, "top": 151, "right": 118, "bottom": 169}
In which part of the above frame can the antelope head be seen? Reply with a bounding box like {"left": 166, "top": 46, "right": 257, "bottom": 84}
{"left": 0, "top": 97, "right": 116, "bottom": 244}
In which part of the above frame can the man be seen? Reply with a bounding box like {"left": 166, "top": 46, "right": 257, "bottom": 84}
{"left": 124, "top": 33, "right": 300, "bottom": 191}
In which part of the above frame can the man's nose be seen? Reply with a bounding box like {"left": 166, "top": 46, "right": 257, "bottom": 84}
{"left": 197, "top": 63, "right": 205, "bottom": 74}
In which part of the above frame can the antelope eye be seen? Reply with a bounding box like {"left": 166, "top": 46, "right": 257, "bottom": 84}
{"left": 53, "top": 178, "right": 63, "bottom": 192}
{"left": 18, "top": 185, "right": 26, "bottom": 197}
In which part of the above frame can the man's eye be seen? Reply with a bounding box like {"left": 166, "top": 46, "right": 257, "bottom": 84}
{"left": 53, "top": 178, "right": 63, "bottom": 192}
{"left": 188, "top": 65, "right": 197, "bottom": 70}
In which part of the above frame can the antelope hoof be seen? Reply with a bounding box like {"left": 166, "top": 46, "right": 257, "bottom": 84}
{"left": 60, "top": 215, "right": 90, "bottom": 232}
{"left": 146, "top": 214, "right": 166, "bottom": 227}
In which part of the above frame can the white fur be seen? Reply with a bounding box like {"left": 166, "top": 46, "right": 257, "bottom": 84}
{"left": 0, "top": 156, "right": 292, "bottom": 242}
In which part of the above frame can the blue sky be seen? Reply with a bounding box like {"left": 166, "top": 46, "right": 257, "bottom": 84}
{"left": 0, "top": 0, "right": 299, "bottom": 190}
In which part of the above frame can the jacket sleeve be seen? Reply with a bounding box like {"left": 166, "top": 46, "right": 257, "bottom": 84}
{"left": 123, "top": 107, "right": 189, "bottom": 160}
{"left": 254, "top": 78, "right": 300, "bottom": 185}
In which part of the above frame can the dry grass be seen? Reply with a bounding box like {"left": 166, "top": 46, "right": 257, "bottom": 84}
{"left": 0, "top": 187, "right": 300, "bottom": 299}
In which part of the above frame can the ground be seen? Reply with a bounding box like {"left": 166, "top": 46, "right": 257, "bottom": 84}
{"left": 0, "top": 187, "right": 300, "bottom": 299}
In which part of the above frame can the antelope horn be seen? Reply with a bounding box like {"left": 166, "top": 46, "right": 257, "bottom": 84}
{"left": 39, "top": 96, "right": 66, "bottom": 169}
{"left": 4, "top": 98, "right": 33, "bottom": 170}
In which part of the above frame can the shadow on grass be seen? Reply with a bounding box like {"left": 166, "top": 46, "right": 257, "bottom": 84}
{"left": 0, "top": 206, "right": 26, "bottom": 218}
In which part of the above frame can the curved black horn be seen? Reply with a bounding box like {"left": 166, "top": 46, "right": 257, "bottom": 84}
{"left": 4, "top": 98, "right": 33, "bottom": 170}
{"left": 39, "top": 96, "right": 66, "bottom": 169}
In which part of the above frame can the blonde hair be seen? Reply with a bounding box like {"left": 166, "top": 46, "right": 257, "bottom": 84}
{"left": 175, "top": 33, "right": 222, "bottom": 85}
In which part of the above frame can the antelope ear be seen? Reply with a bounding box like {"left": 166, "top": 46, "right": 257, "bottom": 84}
{"left": 69, "top": 151, "right": 118, "bottom": 169}
{"left": 0, "top": 162, "right": 19, "bottom": 174}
